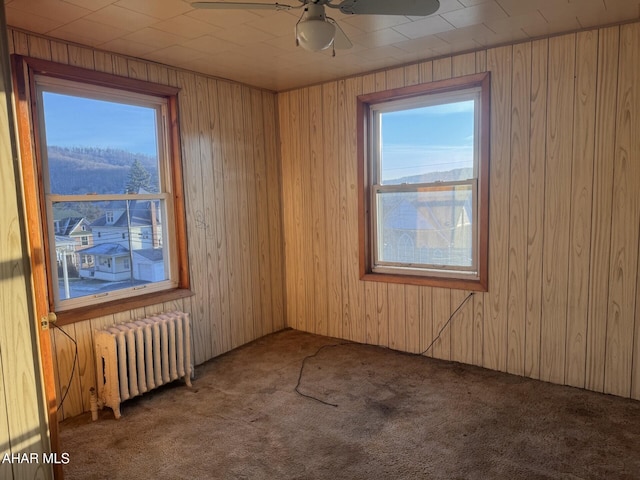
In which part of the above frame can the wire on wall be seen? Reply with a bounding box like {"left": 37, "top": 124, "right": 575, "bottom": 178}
{"left": 419, "top": 292, "right": 474, "bottom": 356}
{"left": 52, "top": 322, "right": 78, "bottom": 410}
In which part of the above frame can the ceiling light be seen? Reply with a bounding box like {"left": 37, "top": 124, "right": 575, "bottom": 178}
{"left": 297, "top": 19, "right": 336, "bottom": 51}
{"left": 295, "top": 4, "right": 335, "bottom": 52}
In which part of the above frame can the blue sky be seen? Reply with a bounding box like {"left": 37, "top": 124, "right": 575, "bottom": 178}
{"left": 42, "top": 92, "right": 158, "bottom": 157}
{"left": 380, "top": 99, "right": 475, "bottom": 181}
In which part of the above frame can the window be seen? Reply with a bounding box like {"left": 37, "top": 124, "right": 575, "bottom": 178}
{"left": 13, "top": 55, "right": 191, "bottom": 322}
{"left": 358, "top": 72, "right": 490, "bottom": 290}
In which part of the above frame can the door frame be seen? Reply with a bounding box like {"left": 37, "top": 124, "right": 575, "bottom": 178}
{"left": 11, "top": 54, "right": 64, "bottom": 480}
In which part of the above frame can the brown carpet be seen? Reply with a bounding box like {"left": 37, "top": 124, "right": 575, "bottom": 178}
{"left": 60, "top": 329, "right": 640, "bottom": 479}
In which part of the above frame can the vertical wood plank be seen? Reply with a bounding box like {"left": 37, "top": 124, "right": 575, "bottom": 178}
{"left": 586, "top": 26, "right": 619, "bottom": 393}
{"left": 279, "top": 90, "right": 298, "bottom": 331}
{"left": 27, "top": 35, "right": 51, "bottom": 59}
{"left": 234, "top": 84, "right": 255, "bottom": 344}
{"left": 73, "top": 320, "right": 97, "bottom": 413}
{"left": 420, "top": 287, "right": 434, "bottom": 356}
{"left": 147, "top": 63, "right": 170, "bottom": 86}
{"left": 195, "top": 75, "right": 219, "bottom": 358}
{"left": 289, "top": 89, "right": 304, "bottom": 331}
{"left": 565, "top": 29, "right": 598, "bottom": 388}
{"left": 404, "top": 64, "right": 420, "bottom": 86}
{"left": 322, "top": 81, "right": 342, "bottom": 339}
{"left": 67, "top": 45, "right": 95, "bottom": 69}
{"left": 93, "top": 51, "right": 115, "bottom": 74}
{"left": 49, "top": 40, "right": 68, "bottom": 64}
{"left": 309, "top": 85, "right": 328, "bottom": 336}
{"left": 432, "top": 288, "right": 451, "bottom": 360}
{"left": 385, "top": 66, "right": 405, "bottom": 89}
{"left": 218, "top": 81, "right": 248, "bottom": 348}
{"left": 54, "top": 325, "right": 83, "bottom": 418}
{"left": 605, "top": 23, "right": 640, "bottom": 397}
{"left": 206, "top": 78, "right": 232, "bottom": 352}
{"left": 388, "top": 284, "right": 407, "bottom": 351}
{"left": 405, "top": 286, "right": 421, "bottom": 353}
{"left": 177, "top": 71, "right": 208, "bottom": 364}
{"left": 365, "top": 281, "right": 378, "bottom": 345}
{"left": 377, "top": 282, "right": 389, "bottom": 346}
{"left": 127, "top": 59, "right": 148, "bottom": 80}
{"left": 298, "top": 87, "right": 314, "bottom": 333}
{"left": 347, "top": 76, "right": 365, "bottom": 343}
{"left": 262, "top": 91, "right": 285, "bottom": 331}
{"left": 241, "top": 85, "right": 263, "bottom": 341}
{"left": 12, "top": 30, "right": 28, "bottom": 55}
{"left": 484, "top": 45, "right": 512, "bottom": 372}
{"left": 250, "top": 89, "right": 274, "bottom": 337}
{"left": 540, "top": 34, "right": 575, "bottom": 385}
{"left": 506, "top": 42, "right": 531, "bottom": 376}
{"left": 525, "top": 38, "right": 548, "bottom": 379}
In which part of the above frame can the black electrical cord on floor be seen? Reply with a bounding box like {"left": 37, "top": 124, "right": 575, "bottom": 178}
{"left": 52, "top": 322, "right": 78, "bottom": 410}
{"left": 293, "top": 292, "right": 475, "bottom": 407}
{"left": 294, "top": 342, "right": 352, "bottom": 408}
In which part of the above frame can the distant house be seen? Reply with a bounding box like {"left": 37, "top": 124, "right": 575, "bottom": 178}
{"left": 53, "top": 216, "right": 93, "bottom": 268}
{"left": 381, "top": 191, "right": 473, "bottom": 267}
{"left": 79, "top": 199, "right": 164, "bottom": 282}
{"left": 76, "top": 243, "right": 131, "bottom": 281}
{"left": 132, "top": 248, "right": 165, "bottom": 282}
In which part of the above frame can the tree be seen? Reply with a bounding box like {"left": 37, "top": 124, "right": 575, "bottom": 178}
{"left": 125, "top": 159, "right": 154, "bottom": 193}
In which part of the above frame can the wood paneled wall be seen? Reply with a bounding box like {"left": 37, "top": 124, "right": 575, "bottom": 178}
{"left": 278, "top": 22, "right": 640, "bottom": 400}
{"left": 8, "top": 28, "right": 285, "bottom": 421}
{"left": 1, "top": 15, "right": 52, "bottom": 480}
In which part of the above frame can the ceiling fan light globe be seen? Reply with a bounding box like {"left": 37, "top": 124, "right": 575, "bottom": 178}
{"left": 296, "top": 19, "right": 336, "bottom": 51}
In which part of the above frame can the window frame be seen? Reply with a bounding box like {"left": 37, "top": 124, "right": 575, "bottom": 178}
{"left": 357, "top": 72, "right": 490, "bottom": 291}
{"left": 12, "top": 55, "right": 192, "bottom": 325}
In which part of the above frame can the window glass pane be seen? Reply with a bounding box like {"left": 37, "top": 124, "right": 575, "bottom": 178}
{"left": 376, "top": 186, "right": 474, "bottom": 268}
{"left": 41, "top": 92, "right": 160, "bottom": 194}
{"left": 52, "top": 199, "right": 167, "bottom": 301}
{"left": 379, "top": 100, "right": 475, "bottom": 185}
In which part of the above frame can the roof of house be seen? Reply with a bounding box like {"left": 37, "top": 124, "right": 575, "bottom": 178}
{"left": 55, "top": 217, "right": 84, "bottom": 236}
{"left": 133, "top": 248, "right": 164, "bottom": 262}
{"left": 78, "top": 243, "right": 129, "bottom": 256}
{"left": 90, "top": 200, "right": 157, "bottom": 228}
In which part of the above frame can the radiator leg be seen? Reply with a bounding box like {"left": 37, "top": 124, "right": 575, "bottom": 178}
{"left": 90, "top": 387, "right": 99, "bottom": 421}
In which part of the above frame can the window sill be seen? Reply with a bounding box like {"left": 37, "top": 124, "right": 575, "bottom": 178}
{"left": 54, "top": 288, "right": 194, "bottom": 326}
{"left": 361, "top": 272, "right": 487, "bottom": 292}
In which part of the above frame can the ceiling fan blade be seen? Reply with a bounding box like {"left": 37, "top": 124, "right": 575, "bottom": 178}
{"left": 328, "top": 19, "right": 352, "bottom": 50}
{"left": 191, "top": 2, "right": 295, "bottom": 10}
{"left": 337, "top": 0, "right": 440, "bottom": 16}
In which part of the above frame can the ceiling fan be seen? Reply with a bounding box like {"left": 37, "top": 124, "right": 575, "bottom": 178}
{"left": 191, "top": 0, "right": 441, "bottom": 53}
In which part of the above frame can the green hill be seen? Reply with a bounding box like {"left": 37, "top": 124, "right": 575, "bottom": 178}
{"left": 47, "top": 146, "right": 159, "bottom": 195}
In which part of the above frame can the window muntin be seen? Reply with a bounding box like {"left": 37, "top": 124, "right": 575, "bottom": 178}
{"left": 35, "top": 77, "right": 178, "bottom": 311}
{"left": 359, "top": 73, "right": 489, "bottom": 289}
